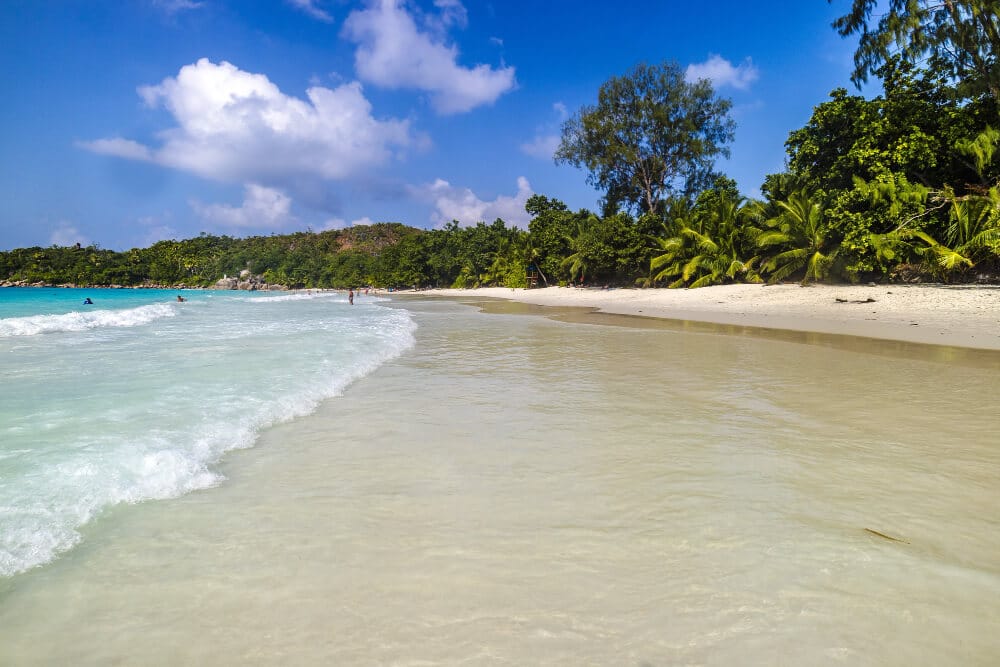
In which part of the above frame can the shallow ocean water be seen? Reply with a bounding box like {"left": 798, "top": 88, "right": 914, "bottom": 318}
{"left": 1, "top": 294, "right": 998, "bottom": 665}
{"left": 0, "top": 287, "right": 415, "bottom": 577}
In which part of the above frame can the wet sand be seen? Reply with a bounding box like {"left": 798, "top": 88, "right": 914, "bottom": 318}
{"left": 407, "top": 284, "right": 1000, "bottom": 350}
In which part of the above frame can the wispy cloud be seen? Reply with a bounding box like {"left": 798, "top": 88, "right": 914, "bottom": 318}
{"left": 520, "top": 102, "right": 568, "bottom": 160}
{"left": 686, "top": 54, "right": 759, "bottom": 91}
{"left": 411, "top": 176, "right": 533, "bottom": 228}
{"left": 50, "top": 222, "right": 90, "bottom": 247}
{"left": 321, "top": 215, "right": 377, "bottom": 230}
{"left": 80, "top": 59, "right": 415, "bottom": 193}
{"left": 342, "top": 0, "right": 516, "bottom": 114}
{"left": 287, "top": 0, "right": 333, "bottom": 23}
{"left": 77, "top": 137, "right": 154, "bottom": 161}
{"left": 431, "top": 0, "right": 467, "bottom": 30}
{"left": 151, "top": 0, "right": 204, "bottom": 14}
{"left": 136, "top": 214, "right": 179, "bottom": 246}
{"left": 520, "top": 135, "right": 559, "bottom": 160}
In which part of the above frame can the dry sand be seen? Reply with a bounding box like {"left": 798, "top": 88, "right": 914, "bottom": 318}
{"left": 406, "top": 283, "right": 1000, "bottom": 351}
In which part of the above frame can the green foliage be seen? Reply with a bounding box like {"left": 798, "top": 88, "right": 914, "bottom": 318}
{"left": 551, "top": 209, "right": 647, "bottom": 285}
{"left": 908, "top": 185, "right": 1000, "bottom": 279}
{"left": 832, "top": 0, "right": 1000, "bottom": 102}
{"left": 0, "top": 227, "right": 419, "bottom": 289}
{"left": 784, "top": 60, "right": 978, "bottom": 194}
{"left": 526, "top": 194, "right": 580, "bottom": 282}
{"left": 559, "top": 215, "right": 597, "bottom": 283}
{"left": 848, "top": 127, "right": 1000, "bottom": 280}
{"left": 648, "top": 184, "right": 763, "bottom": 288}
{"left": 480, "top": 232, "right": 531, "bottom": 288}
{"left": 757, "top": 189, "right": 842, "bottom": 284}
{"left": 827, "top": 174, "right": 931, "bottom": 278}
{"left": 771, "top": 57, "right": 1000, "bottom": 280}
{"left": 555, "top": 61, "right": 735, "bottom": 215}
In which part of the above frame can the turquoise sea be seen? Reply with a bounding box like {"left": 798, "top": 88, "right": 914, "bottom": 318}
{"left": 0, "top": 287, "right": 415, "bottom": 577}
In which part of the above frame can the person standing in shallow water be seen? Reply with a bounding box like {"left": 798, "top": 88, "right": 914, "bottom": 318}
{"left": 348, "top": 288, "right": 354, "bottom": 305}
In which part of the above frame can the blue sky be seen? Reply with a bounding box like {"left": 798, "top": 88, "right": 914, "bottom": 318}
{"left": 0, "top": 1, "right": 869, "bottom": 250}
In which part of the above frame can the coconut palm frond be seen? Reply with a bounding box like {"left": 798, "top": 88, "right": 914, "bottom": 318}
{"left": 688, "top": 273, "right": 720, "bottom": 289}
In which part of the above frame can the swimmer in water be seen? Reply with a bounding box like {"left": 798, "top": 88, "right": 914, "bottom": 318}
{"left": 177, "top": 295, "right": 186, "bottom": 302}
{"left": 83, "top": 297, "right": 93, "bottom": 305}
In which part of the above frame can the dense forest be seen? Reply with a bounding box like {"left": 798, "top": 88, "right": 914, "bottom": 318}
{"left": 3, "top": 1, "right": 999, "bottom": 290}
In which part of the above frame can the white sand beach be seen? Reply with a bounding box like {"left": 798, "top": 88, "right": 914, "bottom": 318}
{"left": 412, "top": 284, "right": 1000, "bottom": 350}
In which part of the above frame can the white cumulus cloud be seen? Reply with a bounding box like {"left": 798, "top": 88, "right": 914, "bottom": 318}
{"left": 192, "top": 184, "right": 294, "bottom": 229}
{"left": 412, "top": 176, "right": 533, "bottom": 228}
{"left": 685, "top": 54, "right": 759, "bottom": 90}
{"left": 80, "top": 59, "right": 415, "bottom": 188}
{"left": 342, "top": 0, "right": 516, "bottom": 114}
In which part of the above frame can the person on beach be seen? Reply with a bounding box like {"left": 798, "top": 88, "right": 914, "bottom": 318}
{"left": 348, "top": 288, "right": 354, "bottom": 305}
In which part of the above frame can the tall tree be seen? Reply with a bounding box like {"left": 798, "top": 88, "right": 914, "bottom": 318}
{"left": 831, "top": 0, "right": 1000, "bottom": 102}
{"left": 555, "top": 61, "right": 735, "bottom": 215}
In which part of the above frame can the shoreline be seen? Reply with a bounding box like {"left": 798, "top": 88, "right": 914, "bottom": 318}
{"left": 399, "top": 284, "right": 1000, "bottom": 351}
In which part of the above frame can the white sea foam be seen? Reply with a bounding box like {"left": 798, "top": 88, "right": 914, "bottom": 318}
{"left": 0, "top": 293, "right": 416, "bottom": 577}
{"left": 0, "top": 303, "right": 176, "bottom": 337}
{"left": 239, "top": 291, "right": 339, "bottom": 303}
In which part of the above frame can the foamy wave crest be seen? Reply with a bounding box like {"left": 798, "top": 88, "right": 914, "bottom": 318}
{"left": 0, "top": 303, "right": 416, "bottom": 577}
{"left": 240, "top": 292, "right": 340, "bottom": 303}
{"left": 0, "top": 304, "right": 176, "bottom": 337}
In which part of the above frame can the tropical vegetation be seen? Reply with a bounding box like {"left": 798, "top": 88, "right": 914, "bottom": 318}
{"left": 3, "top": 6, "right": 999, "bottom": 289}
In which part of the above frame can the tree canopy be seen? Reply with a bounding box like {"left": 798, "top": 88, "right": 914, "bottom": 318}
{"left": 832, "top": 0, "right": 1000, "bottom": 101}
{"left": 555, "top": 61, "right": 735, "bottom": 216}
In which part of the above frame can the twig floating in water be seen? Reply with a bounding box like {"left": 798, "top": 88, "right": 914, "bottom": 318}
{"left": 865, "top": 528, "right": 909, "bottom": 544}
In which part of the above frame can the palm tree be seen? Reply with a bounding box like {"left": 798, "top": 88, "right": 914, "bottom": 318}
{"left": 560, "top": 215, "right": 598, "bottom": 284}
{"left": 648, "top": 201, "right": 694, "bottom": 287}
{"left": 758, "top": 189, "right": 840, "bottom": 283}
{"left": 913, "top": 187, "right": 1000, "bottom": 274}
{"left": 649, "top": 196, "right": 762, "bottom": 287}
{"left": 515, "top": 234, "right": 550, "bottom": 287}
{"left": 480, "top": 232, "right": 537, "bottom": 288}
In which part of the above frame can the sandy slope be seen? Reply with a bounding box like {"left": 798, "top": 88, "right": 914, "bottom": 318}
{"left": 405, "top": 284, "right": 1000, "bottom": 350}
